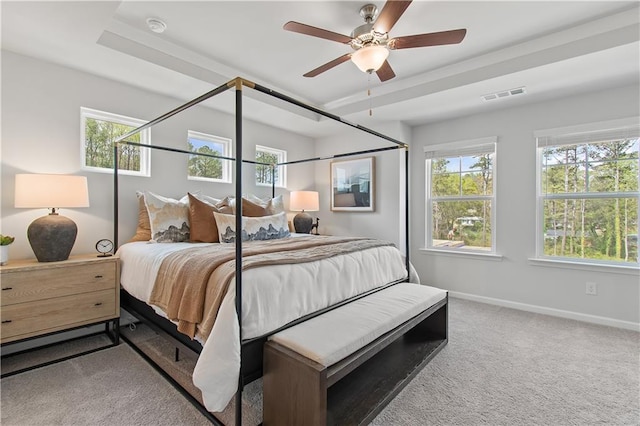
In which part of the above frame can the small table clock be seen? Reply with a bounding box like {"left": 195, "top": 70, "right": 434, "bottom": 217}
{"left": 95, "top": 239, "right": 114, "bottom": 257}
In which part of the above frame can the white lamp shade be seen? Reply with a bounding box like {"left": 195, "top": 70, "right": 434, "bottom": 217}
{"left": 351, "top": 45, "right": 389, "bottom": 73}
{"left": 290, "top": 191, "right": 319, "bottom": 212}
{"left": 15, "top": 174, "right": 90, "bottom": 209}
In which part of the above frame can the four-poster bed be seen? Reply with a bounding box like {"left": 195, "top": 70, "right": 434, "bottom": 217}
{"left": 112, "top": 77, "right": 443, "bottom": 425}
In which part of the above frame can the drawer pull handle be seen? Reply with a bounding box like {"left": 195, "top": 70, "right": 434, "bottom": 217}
{"left": 1, "top": 320, "right": 12, "bottom": 324}
{"left": 94, "top": 275, "right": 104, "bottom": 279}
{"left": 1, "top": 287, "right": 13, "bottom": 291}
{"left": 94, "top": 302, "right": 103, "bottom": 306}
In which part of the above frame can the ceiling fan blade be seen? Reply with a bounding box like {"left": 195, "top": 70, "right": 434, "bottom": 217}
{"left": 283, "top": 21, "right": 352, "bottom": 44}
{"left": 303, "top": 53, "right": 352, "bottom": 77}
{"left": 389, "top": 29, "right": 467, "bottom": 50}
{"left": 376, "top": 61, "right": 396, "bottom": 82}
{"left": 373, "top": 0, "right": 412, "bottom": 34}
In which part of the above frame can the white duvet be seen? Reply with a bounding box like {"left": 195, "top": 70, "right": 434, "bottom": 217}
{"left": 117, "top": 238, "right": 417, "bottom": 412}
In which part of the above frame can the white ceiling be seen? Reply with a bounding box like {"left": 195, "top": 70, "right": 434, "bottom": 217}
{"left": 2, "top": 1, "right": 639, "bottom": 137}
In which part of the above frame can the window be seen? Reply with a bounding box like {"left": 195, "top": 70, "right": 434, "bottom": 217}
{"left": 187, "top": 130, "right": 232, "bottom": 183}
{"left": 425, "top": 137, "right": 497, "bottom": 253}
{"left": 81, "top": 107, "right": 150, "bottom": 176}
{"left": 536, "top": 118, "right": 639, "bottom": 266}
{"left": 256, "top": 145, "right": 286, "bottom": 188}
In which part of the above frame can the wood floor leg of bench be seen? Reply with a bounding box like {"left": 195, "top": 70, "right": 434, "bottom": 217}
{"left": 264, "top": 341, "right": 328, "bottom": 426}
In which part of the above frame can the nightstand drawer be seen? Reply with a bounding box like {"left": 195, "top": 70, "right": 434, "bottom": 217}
{"left": 1, "top": 262, "right": 116, "bottom": 306}
{"left": 0, "top": 289, "right": 117, "bottom": 343}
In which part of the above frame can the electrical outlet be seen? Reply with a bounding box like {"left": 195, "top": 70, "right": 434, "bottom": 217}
{"left": 586, "top": 282, "right": 597, "bottom": 295}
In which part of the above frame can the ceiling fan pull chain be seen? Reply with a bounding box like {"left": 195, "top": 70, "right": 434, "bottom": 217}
{"left": 368, "top": 72, "right": 373, "bottom": 116}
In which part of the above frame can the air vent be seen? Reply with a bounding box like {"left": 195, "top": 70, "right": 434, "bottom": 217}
{"left": 482, "top": 87, "right": 526, "bottom": 102}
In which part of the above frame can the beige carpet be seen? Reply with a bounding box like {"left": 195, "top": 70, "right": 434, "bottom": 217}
{"left": 1, "top": 298, "right": 638, "bottom": 425}
{"left": 1, "top": 342, "right": 210, "bottom": 426}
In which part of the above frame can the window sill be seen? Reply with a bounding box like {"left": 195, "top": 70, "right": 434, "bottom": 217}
{"left": 82, "top": 166, "right": 150, "bottom": 177}
{"left": 419, "top": 248, "right": 503, "bottom": 261}
{"left": 528, "top": 257, "right": 640, "bottom": 275}
{"left": 256, "top": 183, "right": 286, "bottom": 189}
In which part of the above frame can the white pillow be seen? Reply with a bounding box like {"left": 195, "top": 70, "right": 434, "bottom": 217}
{"left": 213, "top": 211, "right": 290, "bottom": 243}
{"left": 144, "top": 191, "right": 190, "bottom": 242}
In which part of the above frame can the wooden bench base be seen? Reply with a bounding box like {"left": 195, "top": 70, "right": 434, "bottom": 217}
{"left": 264, "top": 294, "right": 448, "bottom": 426}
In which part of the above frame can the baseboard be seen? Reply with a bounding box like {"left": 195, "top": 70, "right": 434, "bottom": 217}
{"left": 448, "top": 291, "right": 640, "bottom": 332}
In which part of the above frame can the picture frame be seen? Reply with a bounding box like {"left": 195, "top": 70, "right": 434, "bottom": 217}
{"left": 330, "top": 157, "right": 375, "bottom": 212}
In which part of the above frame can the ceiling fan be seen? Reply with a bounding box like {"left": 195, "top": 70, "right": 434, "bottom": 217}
{"left": 283, "top": 0, "right": 467, "bottom": 82}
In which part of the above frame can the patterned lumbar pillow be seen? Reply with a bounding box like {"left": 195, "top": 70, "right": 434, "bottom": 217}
{"left": 213, "top": 211, "right": 290, "bottom": 243}
{"left": 144, "top": 191, "right": 190, "bottom": 242}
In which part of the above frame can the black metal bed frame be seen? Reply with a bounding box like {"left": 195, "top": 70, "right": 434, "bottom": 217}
{"left": 0, "top": 318, "right": 120, "bottom": 379}
{"left": 112, "top": 77, "right": 410, "bottom": 426}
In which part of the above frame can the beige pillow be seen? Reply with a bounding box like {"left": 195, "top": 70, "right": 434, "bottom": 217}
{"left": 188, "top": 193, "right": 232, "bottom": 243}
{"left": 242, "top": 198, "right": 271, "bottom": 217}
{"left": 129, "top": 191, "right": 152, "bottom": 242}
{"left": 214, "top": 211, "right": 290, "bottom": 243}
{"left": 144, "top": 191, "right": 190, "bottom": 242}
{"left": 241, "top": 194, "right": 285, "bottom": 215}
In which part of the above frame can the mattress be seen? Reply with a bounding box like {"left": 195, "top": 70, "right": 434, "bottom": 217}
{"left": 117, "top": 237, "right": 417, "bottom": 412}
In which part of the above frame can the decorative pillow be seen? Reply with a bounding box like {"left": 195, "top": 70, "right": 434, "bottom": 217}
{"left": 129, "top": 191, "right": 152, "bottom": 242}
{"left": 196, "top": 193, "right": 222, "bottom": 206}
{"left": 188, "top": 193, "right": 233, "bottom": 243}
{"left": 242, "top": 198, "right": 271, "bottom": 217}
{"left": 236, "top": 194, "right": 285, "bottom": 215}
{"left": 144, "top": 191, "right": 190, "bottom": 242}
{"left": 213, "top": 211, "right": 290, "bottom": 243}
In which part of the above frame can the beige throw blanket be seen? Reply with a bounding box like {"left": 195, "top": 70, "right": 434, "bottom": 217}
{"left": 148, "top": 236, "right": 394, "bottom": 341}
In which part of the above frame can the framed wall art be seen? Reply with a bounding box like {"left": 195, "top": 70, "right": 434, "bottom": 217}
{"left": 330, "top": 157, "right": 375, "bottom": 212}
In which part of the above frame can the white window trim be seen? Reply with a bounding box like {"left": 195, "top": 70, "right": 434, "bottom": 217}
{"left": 420, "top": 247, "right": 503, "bottom": 261}
{"left": 424, "top": 136, "right": 498, "bottom": 255}
{"left": 187, "top": 130, "right": 232, "bottom": 184}
{"left": 256, "top": 145, "right": 287, "bottom": 188}
{"left": 80, "top": 107, "right": 150, "bottom": 177}
{"left": 528, "top": 257, "right": 639, "bottom": 275}
{"left": 534, "top": 117, "right": 640, "bottom": 268}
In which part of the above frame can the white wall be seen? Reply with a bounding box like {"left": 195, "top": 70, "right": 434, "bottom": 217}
{"left": 1, "top": 51, "right": 315, "bottom": 260}
{"left": 411, "top": 84, "right": 640, "bottom": 328}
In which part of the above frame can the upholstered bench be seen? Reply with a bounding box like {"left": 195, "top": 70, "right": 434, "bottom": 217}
{"left": 263, "top": 283, "right": 448, "bottom": 426}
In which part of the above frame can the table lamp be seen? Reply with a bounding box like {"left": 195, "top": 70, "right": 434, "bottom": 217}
{"left": 15, "top": 174, "right": 90, "bottom": 262}
{"left": 290, "top": 191, "right": 319, "bottom": 234}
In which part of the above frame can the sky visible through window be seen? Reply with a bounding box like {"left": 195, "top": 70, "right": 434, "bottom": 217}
{"left": 189, "top": 137, "right": 224, "bottom": 153}
{"left": 443, "top": 155, "right": 485, "bottom": 172}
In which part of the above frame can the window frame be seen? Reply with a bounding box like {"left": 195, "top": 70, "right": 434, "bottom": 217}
{"left": 424, "top": 136, "right": 498, "bottom": 255}
{"left": 534, "top": 117, "right": 640, "bottom": 268}
{"left": 187, "top": 130, "right": 232, "bottom": 184}
{"left": 80, "top": 107, "right": 150, "bottom": 177}
{"left": 255, "top": 145, "right": 287, "bottom": 188}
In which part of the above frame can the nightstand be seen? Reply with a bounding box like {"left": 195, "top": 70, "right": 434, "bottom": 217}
{"left": 1, "top": 254, "right": 120, "bottom": 376}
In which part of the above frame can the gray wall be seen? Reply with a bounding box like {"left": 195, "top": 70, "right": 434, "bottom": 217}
{"left": 411, "top": 84, "right": 640, "bottom": 328}
{"left": 313, "top": 121, "right": 412, "bottom": 249}
{"left": 2, "top": 50, "right": 637, "bottom": 330}
{"left": 1, "top": 51, "right": 315, "bottom": 260}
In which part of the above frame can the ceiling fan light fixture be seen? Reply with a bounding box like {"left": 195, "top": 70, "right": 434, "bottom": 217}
{"left": 351, "top": 45, "right": 389, "bottom": 73}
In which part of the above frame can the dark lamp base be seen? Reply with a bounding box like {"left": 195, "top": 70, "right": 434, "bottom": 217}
{"left": 27, "top": 213, "right": 78, "bottom": 262}
{"left": 293, "top": 212, "right": 313, "bottom": 234}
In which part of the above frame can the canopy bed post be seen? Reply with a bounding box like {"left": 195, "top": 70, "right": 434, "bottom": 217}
{"left": 113, "top": 144, "right": 119, "bottom": 249}
{"left": 271, "top": 165, "right": 276, "bottom": 199}
{"left": 405, "top": 146, "right": 410, "bottom": 273}
{"left": 234, "top": 78, "right": 244, "bottom": 426}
